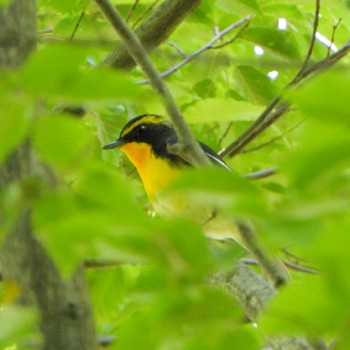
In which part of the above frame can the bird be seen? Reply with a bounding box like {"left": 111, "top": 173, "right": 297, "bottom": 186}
{"left": 103, "top": 113, "right": 242, "bottom": 243}
{"left": 103, "top": 114, "right": 290, "bottom": 285}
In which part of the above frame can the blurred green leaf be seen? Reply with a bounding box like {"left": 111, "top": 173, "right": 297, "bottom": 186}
{"left": 165, "top": 167, "right": 267, "bottom": 218}
{"left": 38, "top": 0, "right": 89, "bottom": 13}
{"left": 33, "top": 114, "right": 91, "bottom": 169}
{"left": 217, "top": 0, "right": 260, "bottom": 14}
{"left": 0, "top": 0, "right": 11, "bottom": 6}
{"left": 289, "top": 70, "right": 350, "bottom": 127}
{"left": 282, "top": 122, "right": 350, "bottom": 191}
{"left": 237, "top": 0, "right": 260, "bottom": 12}
{"left": 34, "top": 163, "right": 149, "bottom": 272}
{"left": 0, "top": 306, "right": 38, "bottom": 348}
{"left": 261, "top": 275, "right": 347, "bottom": 335}
{"left": 0, "top": 94, "right": 30, "bottom": 164}
{"left": 17, "top": 45, "right": 138, "bottom": 102}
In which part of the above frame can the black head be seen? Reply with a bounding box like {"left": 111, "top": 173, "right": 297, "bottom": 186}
{"left": 103, "top": 114, "right": 179, "bottom": 159}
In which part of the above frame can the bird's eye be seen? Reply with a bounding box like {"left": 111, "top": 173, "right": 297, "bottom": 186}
{"left": 137, "top": 124, "right": 147, "bottom": 133}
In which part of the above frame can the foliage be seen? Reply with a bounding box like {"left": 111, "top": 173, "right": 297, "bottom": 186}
{"left": 1, "top": 0, "right": 350, "bottom": 348}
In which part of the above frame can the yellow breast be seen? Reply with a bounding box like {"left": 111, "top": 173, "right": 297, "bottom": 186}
{"left": 121, "top": 142, "right": 181, "bottom": 202}
{"left": 121, "top": 142, "right": 241, "bottom": 243}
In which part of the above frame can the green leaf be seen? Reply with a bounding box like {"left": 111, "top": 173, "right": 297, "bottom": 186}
{"left": 288, "top": 70, "right": 350, "bottom": 127}
{"left": 0, "top": 0, "right": 11, "bottom": 7}
{"left": 217, "top": 0, "right": 260, "bottom": 14}
{"left": 0, "top": 306, "right": 37, "bottom": 348}
{"left": 0, "top": 94, "right": 30, "bottom": 164}
{"left": 283, "top": 122, "right": 350, "bottom": 191}
{"left": 17, "top": 45, "right": 138, "bottom": 102}
{"left": 38, "top": 0, "right": 89, "bottom": 13}
{"left": 261, "top": 275, "right": 347, "bottom": 335}
{"left": 242, "top": 27, "right": 301, "bottom": 59}
{"left": 185, "top": 98, "right": 264, "bottom": 123}
{"left": 34, "top": 163, "right": 149, "bottom": 272}
{"left": 236, "top": 0, "right": 260, "bottom": 12}
{"left": 166, "top": 168, "right": 267, "bottom": 217}
{"left": 33, "top": 114, "right": 90, "bottom": 169}
{"left": 235, "top": 65, "right": 278, "bottom": 104}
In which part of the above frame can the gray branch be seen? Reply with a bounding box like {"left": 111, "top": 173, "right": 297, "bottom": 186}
{"left": 101, "top": 0, "right": 202, "bottom": 69}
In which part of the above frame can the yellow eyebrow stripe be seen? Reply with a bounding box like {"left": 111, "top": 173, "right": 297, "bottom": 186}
{"left": 121, "top": 115, "right": 164, "bottom": 137}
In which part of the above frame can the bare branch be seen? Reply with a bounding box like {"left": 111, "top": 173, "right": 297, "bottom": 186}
{"left": 241, "top": 120, "right": 304, "bottom": 154}
{"left": 101, "top": 0, "right": 202, "bottom": 69}
{"left": 243, "top": 168, "right": 277, "bottom": 179}
{"left": 219, "top": 104, "right": 290, "bottom": 157}
{"left": 69, "top": 11, "right": 85, "bottom": 41}
{"left": 131, "top": 0, "right": 160, "bottom": 29}
{"left": 236, "top": 222, "right": 289, "bottom": 288}
{"left": 138, "top": 16, "right": 251, "bottom": 84}
{"left": 95, "top": 0, "right": 211, "bottom": 167}
{"left": 327, "top": 18, "right": 342, "bottom": 57}
{"left": 241, "top": 257, "right": 319, "bottom": 275}
{"left": 219, "top": 0, "right": 338, "bottom": 159}
{"left": 293, "top": 0, "right": 320, "bottom": 80}
{"left": 126, "top": 0, "right": 139, "bottom": 23}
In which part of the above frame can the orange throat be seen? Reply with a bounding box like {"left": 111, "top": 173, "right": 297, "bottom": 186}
{"left": 121, "top": 142, "right": 181, "bottom": 201}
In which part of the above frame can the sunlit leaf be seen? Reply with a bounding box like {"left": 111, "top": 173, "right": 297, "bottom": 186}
{"left": 185, "top": 98, "right": 264, "bottom": 123}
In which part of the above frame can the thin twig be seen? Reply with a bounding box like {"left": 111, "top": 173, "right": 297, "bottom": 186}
{"left": 131, "top": 0, "right": 160, "bottom": 29}
{"left": 219, "top": 121, "right": 233, "bottom": 146}
{"left": 237, "top": 222, "right": 289, "bottom": 287}
{"left": 293, "top": 0, "right": 320, "bottom": 80}
{"left": 243, "top": 168, "right": 277, "bottom": 180}
{"left": 95, "top": 0, "right": 211, "bottom": 167}
{"left": 295, "top": 39, "right": 350, "bottom": 80}
{"left": 84, "top": 259, "right": 121, "bottom": 269}
{"left": 138, "top": 16, "right": 252, "bottom": 84}
{"left": 69, "top": 11, "right": 85, "bottom": 41}
{"left": 241, "top": 120, "right": 304, "bottom": 154}
{"left": 219, "top": 0, "right": 322, "bottom": 158}
{"left": 37, "top": 28, "right": 53, "bottom": 34}
{"left": 167, "top": 42, "right": 187, "bottom": 57}
{"left": 126, "top": 0, "right": 139, "bottom": 23}
{"left": 241, "top": 258, "right": 318, "bottom": 275}
{"left": 327, "top": 18, "right": 342, "bottom": 57}
{"left": 211, "top": 19, "right": 250, "bottom": 50}
{"left": 220, "top": 104, "right": 290, "bottom": 157}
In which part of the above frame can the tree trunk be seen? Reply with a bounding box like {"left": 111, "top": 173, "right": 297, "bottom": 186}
{"left": 0, "top": 1, "right": 97, "bottom": 349}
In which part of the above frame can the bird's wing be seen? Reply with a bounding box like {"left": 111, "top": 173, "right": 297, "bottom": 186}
{"left": 199, "top": 142, "right": 231, "bottom": 171}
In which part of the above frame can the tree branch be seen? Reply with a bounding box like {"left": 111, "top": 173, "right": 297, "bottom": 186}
{"left": 219, "top": 0, "right": 326, "bottom": 158}
{"left": 95, "top": 0, "right": 211, "bottom": 167}
{"left": 131, "top": 0, "right": 161, "bottom": 29}
{"left": 101, "top": 0, "right": 202, "bottom": 69}
{"left": 138, "top": 16, "right": 251, "bottom": 84}
{"left": 236, "top": 222, "right": 289, "bottom": 288}
{"left": 293, "top": 0, "right": 320, "bottom": 79}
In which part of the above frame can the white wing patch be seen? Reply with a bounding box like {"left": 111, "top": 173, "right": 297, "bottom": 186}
{"left": 206, "top": 152, "right": 231, "bottom": 171}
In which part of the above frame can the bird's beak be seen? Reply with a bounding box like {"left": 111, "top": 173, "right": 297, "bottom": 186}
{"left": 103, "top": 138, "right": 125, "bottom": 150}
